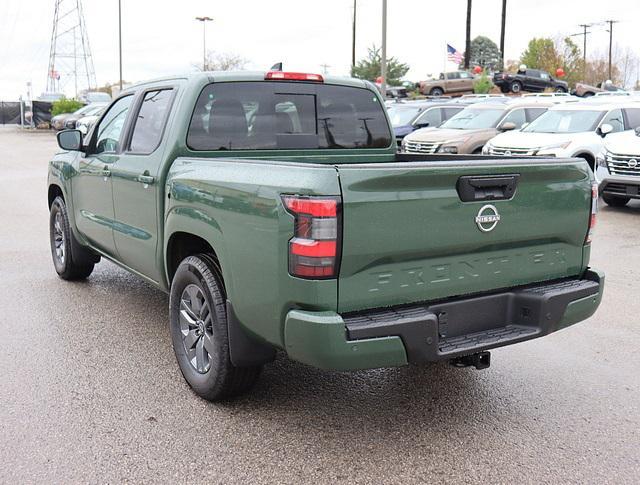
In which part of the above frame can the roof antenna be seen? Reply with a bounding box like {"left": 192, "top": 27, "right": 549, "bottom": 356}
{"left": 270, "top": 62, "right": 283, "bottom": 72}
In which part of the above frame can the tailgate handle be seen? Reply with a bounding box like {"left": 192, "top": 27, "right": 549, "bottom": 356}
{"left": 456, "top": 174, "right": 520, "bottom": 202}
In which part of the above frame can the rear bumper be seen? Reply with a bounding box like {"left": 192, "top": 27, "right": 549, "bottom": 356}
{"left": 284, "top": 269, "right": 604, "bottom": 370}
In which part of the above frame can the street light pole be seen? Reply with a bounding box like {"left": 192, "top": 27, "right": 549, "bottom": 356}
{"left": 380, "top": 0, "right": 387, "bottom": 97}
{"left": 499, "top": 0, "right": 506, "bottom": 67}
{"left": 195, "top": 16, "right": 213, "bottom": 71}
{"left": 118, "top": 0, "right": 122, "bottom": 90}
{"left": 351, "top": 0, "right": 357, "bottom": 71}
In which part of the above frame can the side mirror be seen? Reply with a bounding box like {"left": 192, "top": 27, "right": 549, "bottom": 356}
{"left": 414, "top": 122, "right": 430, "bottom": 129}
{"left": 57, "top": 129, "right": 82, "bottom": 151}
{"left": 635, "top": 126, "right": 640, "bottom": 137}
{"left": 598, "top": 123, "right": 613, "bottom": 137}
{"left": 499, "top": 121, "right": 517, "bottom": 132}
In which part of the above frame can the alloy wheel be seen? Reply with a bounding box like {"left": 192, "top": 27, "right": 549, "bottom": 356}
{"left": 53, "top": 211, "right": 65, "bottom": 265}
{"left": 179, "top": 284, "right": 215, "bottom": 373}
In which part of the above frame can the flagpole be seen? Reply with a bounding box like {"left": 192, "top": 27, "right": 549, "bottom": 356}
{"left": 444, "top": 42, "right": 447, "bottom": 76}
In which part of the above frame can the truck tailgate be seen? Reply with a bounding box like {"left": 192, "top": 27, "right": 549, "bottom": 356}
{"left": 336, "top": 159, "right": 592, "bottom": 313}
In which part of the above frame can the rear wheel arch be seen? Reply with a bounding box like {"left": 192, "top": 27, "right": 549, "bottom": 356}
{"left": 166, "top": 232, "right": 222, "bottom": 285}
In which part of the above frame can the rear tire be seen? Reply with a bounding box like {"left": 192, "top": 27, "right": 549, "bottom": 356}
{"left": 602, "top": 194, "right": 630, "bottom": 207}
{"left": 510, "top": 81, "right": 522, "bottom": 94}
{"left": 169, "top": 254, "right": 261, "bottom": 401}
{"left": 49, "top": 196, "right": 96, "bottom": 280}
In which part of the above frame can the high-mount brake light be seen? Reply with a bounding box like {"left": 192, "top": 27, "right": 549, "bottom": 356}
{"left": 265, "top": 71, "right": 324, "bottom": 82}
{"left": 585, "top": 182, "right": 598, "bottom": 244}
{"left": 282, "top": 195, "right": 341, "bottom": 279}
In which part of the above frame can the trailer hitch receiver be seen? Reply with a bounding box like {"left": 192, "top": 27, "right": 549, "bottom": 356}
{"left": 450, "top": 351, "right": 491, "bottom": 370}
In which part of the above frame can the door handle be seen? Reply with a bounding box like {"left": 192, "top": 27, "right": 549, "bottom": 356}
{"left": 137, "top": 174, "right": 155, "bottom": 185}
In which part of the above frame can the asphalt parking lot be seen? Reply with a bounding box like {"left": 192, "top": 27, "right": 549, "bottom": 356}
{"left": 0, "top": 126, "right": 638, "bottom": 483}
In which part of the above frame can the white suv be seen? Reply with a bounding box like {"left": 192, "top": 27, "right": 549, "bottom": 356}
{"left": 596, "top": 127, "right": 640, "bottom": 206}
{"left": 484, "top": 102, "right": 640, "bottom": 169}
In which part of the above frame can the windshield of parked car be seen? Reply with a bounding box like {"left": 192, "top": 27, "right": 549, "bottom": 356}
{"left": 523, "top": 109, "right": 604, "bottom": 133}
{"left": 386, "top": 106, "right": 422, "bottom": 126}
{"left": 439, "top": 108, "right": 505, "bottom": 130}
{"left": 188, "top": 81, "right": 392, "bottom": 150}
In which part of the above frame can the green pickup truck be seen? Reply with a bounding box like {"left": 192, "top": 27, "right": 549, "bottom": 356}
{"left": 48, "top": 71, "right": 604, "bottom": 401}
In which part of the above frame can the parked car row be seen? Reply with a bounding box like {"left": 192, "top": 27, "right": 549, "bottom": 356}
{"left": 50, "top": 102, "right": 108, "bottom": 130}
{"left": 392, "top": 94, "right": 640, "bottom": 207}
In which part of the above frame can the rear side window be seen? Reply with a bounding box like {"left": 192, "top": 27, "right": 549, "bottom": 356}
{"left": 501, "top": 108, "right": 527, "bottom": 128}
{"left": 602, "top": 109, "right": 624, "bottom": 133}
{"left": 624, "top": 108, "right": 640, "bottom": 129}
{"left": 442, "top": 107, "right": 463, "bottom": 119}
{"left": 129, "top": 89, "right": 173, "bottom": 153}
{"left": 414, "top": 107, "right": 441, "bottom": 127}
{"left": 526, "top": 107, "right": 547, "bottom": 122}
{"left": 187, "top": 82, "right": 391, "bottom": 151}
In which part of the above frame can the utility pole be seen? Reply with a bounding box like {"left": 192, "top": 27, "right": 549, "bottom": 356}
{"left": 118, "top": 0, "right": 122, "bottom": 90}
{"left": 570, "top": 24, "right": 592, "bottom": 78}
{"left": 380, "top": 0, "right": 387, "bottom": 97}
{"left": 195, "top": 16, "right": 213, "bottom": 71}
{"left": 464, "top": 0, "right": 472, "bottom": 69}
{"left": 351, "top": 0, "right": 357, "bottom": 71}
{"left": 499, "top": 0, "right": 506, "bottom": 67}
{"left": 605, "top": 20, "right": 619, "bottom": 81}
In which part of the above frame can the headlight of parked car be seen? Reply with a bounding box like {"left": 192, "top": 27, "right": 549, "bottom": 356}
{"left": 482, "top": 143, "right": 492, "bottom": 155}
{"left": 596, "top": 149, "right": 609, "bottom": 170}
{"left": 536, "top": 141, "right": 571, "bottom": 156}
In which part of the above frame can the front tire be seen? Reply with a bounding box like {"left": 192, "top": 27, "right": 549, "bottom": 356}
{"left": 603, "top": 194, "right": 630, "bottom": 207}
{"left": 430, "top": 87, "right": 444, "bottom": 96}
{"left": 555, "top": 86, "right": 568, "bottom": 93}
{"left": 169, "top": 254, "right": 261, "bottom": 401}
{"left": 49, "top": 196, "right": 96, "bottom": 280}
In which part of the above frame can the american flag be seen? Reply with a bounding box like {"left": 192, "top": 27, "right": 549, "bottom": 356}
{"left": 447, "top": 44, "right": 464, "bottom": 64}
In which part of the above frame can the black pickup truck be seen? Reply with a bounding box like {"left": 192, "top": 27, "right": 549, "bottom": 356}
{"left": 494, "top": 69, "right": 569, "bottom": 94}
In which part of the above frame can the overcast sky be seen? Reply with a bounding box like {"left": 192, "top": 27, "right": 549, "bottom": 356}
{"left": 0, "top": 0, "right": 638, "bottom": 99}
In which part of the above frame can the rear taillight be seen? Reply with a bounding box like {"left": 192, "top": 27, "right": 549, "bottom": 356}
{"left": 585, "top": 183, "right": 598, "bottom": 244}
{"left": 282, "top": 195, "right": 341, "bottom": 279}
{"left": 265, "top": 71, "right": 324, "bottom": 82}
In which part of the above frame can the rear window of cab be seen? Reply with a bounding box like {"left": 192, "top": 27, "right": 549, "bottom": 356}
{"left": 187, "top": 81, "right": 392, "bottom": 151}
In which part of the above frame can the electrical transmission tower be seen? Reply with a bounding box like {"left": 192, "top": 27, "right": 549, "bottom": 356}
{"left": 46, "top": 0, "right": 97, "bottom": 96}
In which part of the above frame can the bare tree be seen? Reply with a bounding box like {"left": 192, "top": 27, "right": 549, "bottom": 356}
{"left": 195, "top": 51, "right": 249, "bottom": 71}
